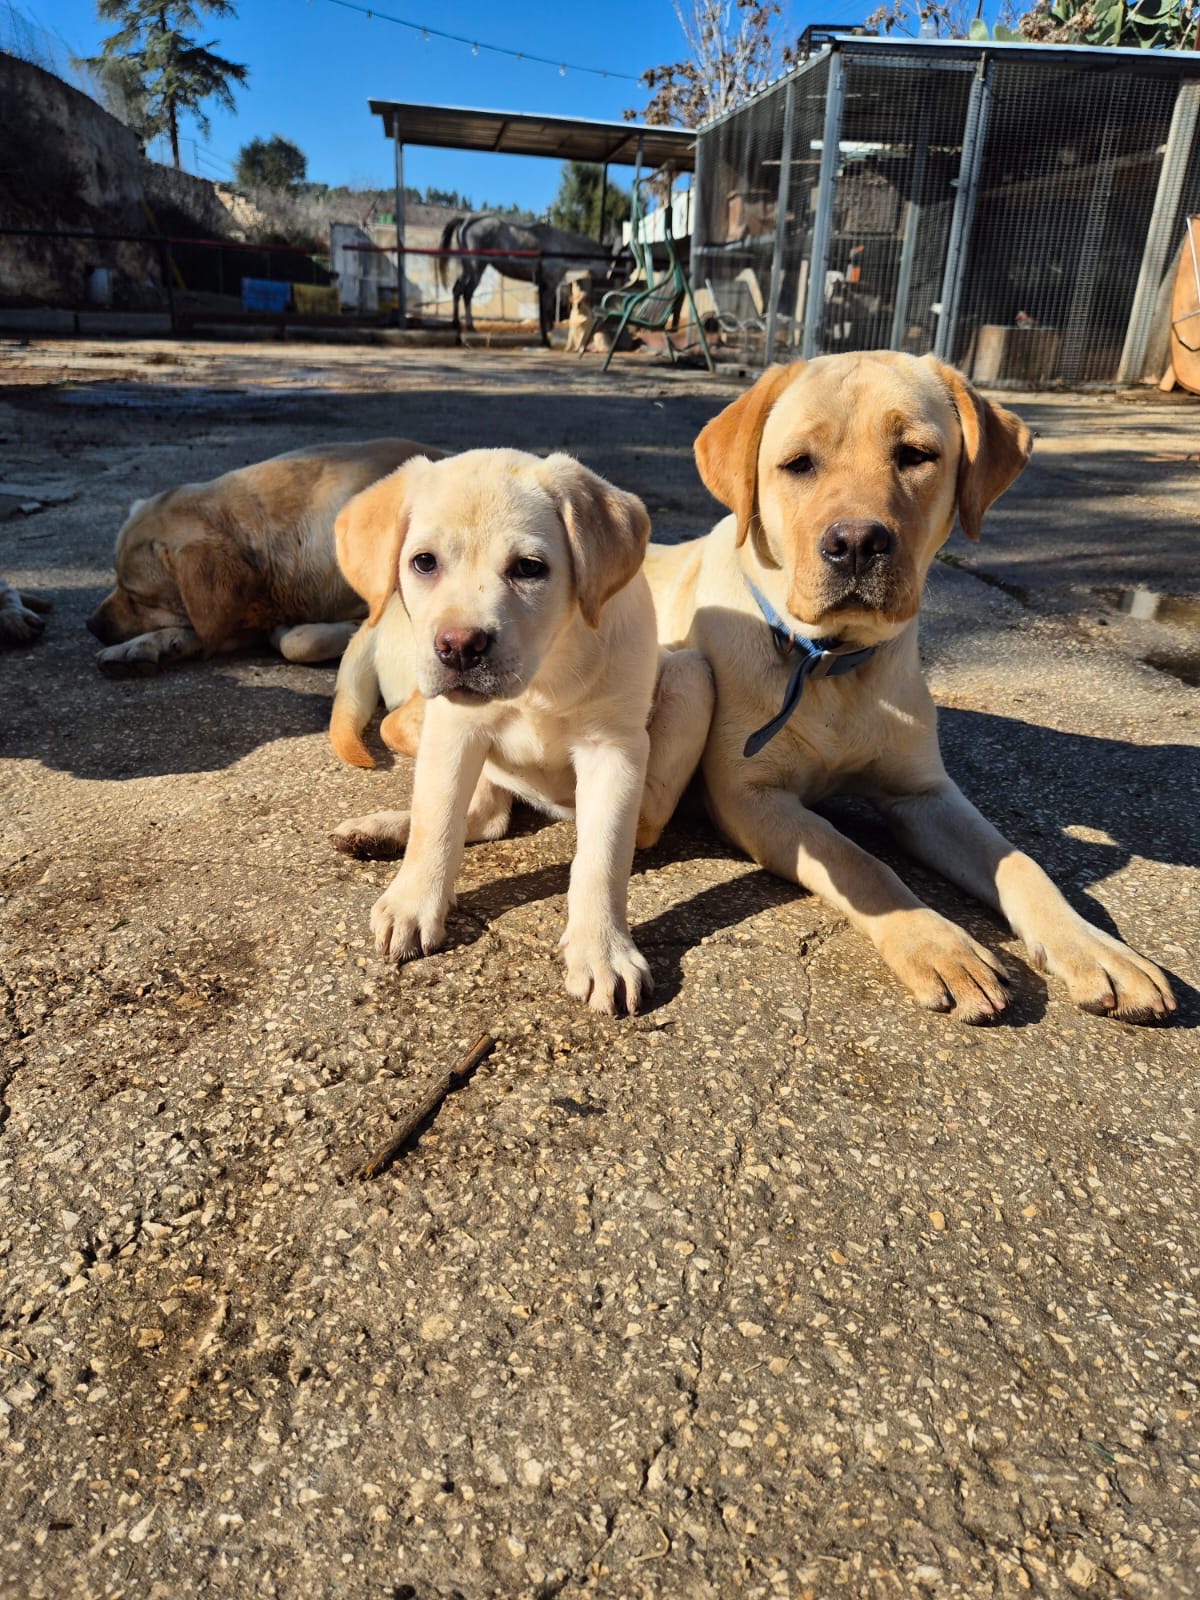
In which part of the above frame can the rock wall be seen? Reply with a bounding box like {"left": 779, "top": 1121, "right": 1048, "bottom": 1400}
{"left": 0, "top": 51, "right": 163, "bottom": 306}
{"left": 0, "top": 53, "right": 254, "bottom": 308}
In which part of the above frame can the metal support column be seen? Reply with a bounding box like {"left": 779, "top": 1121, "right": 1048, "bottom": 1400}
{"left": 934, "top": 57, "right": 992, "bottom": 363}
{"left": 598, "top": 162, "right": 609, "bottom": 240}
{"left": 802, "top": 49, "right": 846, "bottom": 360}
{"left": 889, "top": 103, "right": 930, "bottom": 352}
{"left": 765, "top": 78, "right": 797, "bottom": 367}
{"left": 1118, "top": 81, "right": 1200, "bottom": 384}
{"left": 393, "top": 125, "right": 407, "bottom": 326}
{"left": 1061, "top": 82, "right": 1129, "bottom": 384}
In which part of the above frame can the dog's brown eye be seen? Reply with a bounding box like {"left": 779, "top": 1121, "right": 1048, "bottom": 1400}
{"left": 897, "top": 444, "right": 938, "bottom": 469}
{"left": 411, "top": 552, "right": 438, "bottom": 576}
{"left": 510, "top": 557, "right": 548, "bottom": 581}
{"left": 781, "top": 454, "right": 814, "bottom": 476}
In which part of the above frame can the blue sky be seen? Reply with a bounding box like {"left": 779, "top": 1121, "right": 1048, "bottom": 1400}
{"left": 22, "top": 0, "right": 872, "bottom": 210}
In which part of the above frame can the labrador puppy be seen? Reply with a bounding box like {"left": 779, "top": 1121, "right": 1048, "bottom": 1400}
{"left": 646, "top": 351, "right": 1174, "bottom": 1024}
{"left": 87, "top": 439, "right": 440, "bottom": 675}
{"left": 328, "top": 448, "right": 708, "bottom": 1014}
{"left": 328, "top": 582, "right": 711, "bottom": 857}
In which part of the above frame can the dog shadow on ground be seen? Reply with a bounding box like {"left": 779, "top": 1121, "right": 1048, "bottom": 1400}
{"left": 438, "top": 707, "right": 1196, "bottom": 1026}
{"left": 0, "top": 638, "right": 336, "bottom": 779}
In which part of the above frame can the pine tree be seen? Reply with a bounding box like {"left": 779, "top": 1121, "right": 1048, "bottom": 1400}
{"left": 549, "top": 163, "right": 632, "bottom": 242}
{"left": 84, "top": 1, "right": 248, "bottom": 168}
{"left": 236, "top": 134, "right": 307, "bottom": 192}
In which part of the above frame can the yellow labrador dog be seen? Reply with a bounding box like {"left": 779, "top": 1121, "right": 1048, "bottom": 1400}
{"left": 328, "top": 449, "right": 711, "bottom": 1015}
{"left": 647, "top": 351, "right": 1174, "bottom": 1025}
{"left": 87, "top": 439, "right": 438, "bottom": 675}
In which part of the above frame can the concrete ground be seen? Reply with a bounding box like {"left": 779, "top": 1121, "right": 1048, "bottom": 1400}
{"left": 0, "top": 341, "right": 1197, "bottom": 1600}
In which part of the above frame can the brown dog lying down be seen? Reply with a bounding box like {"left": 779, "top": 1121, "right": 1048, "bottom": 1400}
{"left": 87, "top": 439, "right": 440, "bottom": 675}
{"left": 0, "top": 579, "right": 51, "bottom": 647}
{"left": 327, "top": 449, "right": 712, "bottom": 1013}
{"left": 646, "top": 351, "right": 1174, "bottom": 1025}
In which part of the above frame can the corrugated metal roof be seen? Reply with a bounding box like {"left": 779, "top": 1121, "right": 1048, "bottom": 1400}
{"left": 367, "top": 101, "right": 696, "bottom": 170}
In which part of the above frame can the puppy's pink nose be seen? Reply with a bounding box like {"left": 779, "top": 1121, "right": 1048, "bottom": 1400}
{"left": 434, "top": 627, "right": 492, "bottom": 671}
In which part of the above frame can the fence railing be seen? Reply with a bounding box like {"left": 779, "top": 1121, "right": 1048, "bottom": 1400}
{"left": 0, "top": 226, "right": 635, "bottom": 333}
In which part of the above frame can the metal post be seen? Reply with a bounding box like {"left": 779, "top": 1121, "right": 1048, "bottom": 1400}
{"left": 393, "top": 125, "right": 407, "bottom": 326}
{"left": 1061, "top": 82, "right": 1127, "bottom": 385}
{"left": 598, "top": 162, "right": 609, "bottom": 241}
{"left": 1118, "top": 81, "right": 1200, "bottom": 384}
{"left": 802, "top": 50, "right": 846, "bottom": 360}
{"left": 934, "top": 57, "right": 992, "bottom": 364}
{"left": 889, "top": 102, "right": 930, "bottom": 352}
{"left": 765, "top": 78, "right": 797, "bottom": 367}
{"left": 690, "top": 130, "right": 706, "bottom": 295}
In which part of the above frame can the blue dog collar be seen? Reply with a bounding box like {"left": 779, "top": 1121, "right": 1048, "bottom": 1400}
{"left": 742, "top": 577, "right": 876, "bottom": 758}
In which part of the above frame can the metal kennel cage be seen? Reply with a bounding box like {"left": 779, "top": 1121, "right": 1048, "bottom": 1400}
{"left": 692, "top": 36, "right": 1200, "bottom": 386}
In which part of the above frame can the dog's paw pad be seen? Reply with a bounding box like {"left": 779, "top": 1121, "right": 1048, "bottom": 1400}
{"left": 562, "top": 931, "right": 653, "bottom": 1017}
{"left": 370, "top": 886, "right": 446, "bottom": 965}
{"left": 882, "top": 911, "right": 1009, "bottom": 1024}
{"left": 329, "top": 829, "right": 402, "bottom": 861}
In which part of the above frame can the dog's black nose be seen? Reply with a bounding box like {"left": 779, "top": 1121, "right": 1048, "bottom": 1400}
{"left": 434, "top": 627, "right": 492, "bottom": 671}
{"left": 819, "top": 520, "right": 894, "bottom": 577}
{"left": 86, "top": 609, "right": 110, "bottom": 642}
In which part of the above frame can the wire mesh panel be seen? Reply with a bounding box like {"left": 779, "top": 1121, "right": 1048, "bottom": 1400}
{"left": 815, "top": 55, "right": 975, "bottom": 360}
{"left": 767, "top": 58, "right": 833, "bottom": 360}
{"left": 955, "top": 59, "right": 1180, "bottom": 385}
{"left": 693, "top": 70, "right": 801, "bottom": 361}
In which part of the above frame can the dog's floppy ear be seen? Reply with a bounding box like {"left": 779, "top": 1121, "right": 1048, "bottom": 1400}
{"left": 538, "top": 454, "right": 651, "bottom": 629}
{"left": 335, "top": 460, "right": 430, "bottom": 626}
{"left": 162, "top": 538, "right": 265, "bottom": 651}
{"left": 924, "top": 357, "right": 1033, "bottom": 542}
{"left": 694, "top": 362, "right": 799, "bottom": 547}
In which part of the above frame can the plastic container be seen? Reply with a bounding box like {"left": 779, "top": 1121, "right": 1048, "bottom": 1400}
{"left": 240, "top": 277, "right": 291, "bottom": 313}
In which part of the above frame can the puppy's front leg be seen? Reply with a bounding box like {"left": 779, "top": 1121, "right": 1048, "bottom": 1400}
{"left": 882, "top": 782, "right": 1175, "bottom": 1023}
{"left": 370, "top": 707, "right": 488, "bottom": 964}
{"left": 708, "top": 772, "right": 1011, "bottom": 1023}
{"left": 561, "top": 732, "right": 653, "bottom": 1015}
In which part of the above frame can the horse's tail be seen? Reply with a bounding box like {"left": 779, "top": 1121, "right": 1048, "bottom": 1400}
{"left": 437, "top": 216, "right": 464, "bottom": 288}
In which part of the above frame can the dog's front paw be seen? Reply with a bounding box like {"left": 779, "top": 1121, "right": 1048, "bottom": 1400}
{"left": 560, "top": 926, "right": 653, "bottom": 1016}
{"left": 0, "top": 593, "right": 48, "bottom": 646}
{"left": 879, "top": 909, "right": 1011, "bottom": 1024}
{"left": 97, "top": 636, "right": 164, "bottom": 677}
{"left": 330, "top": 809, "right": 412, "bottom": 860}
{"left": 370, "top": 878, "right": 448, "bottom": 964}
{"left": 1034, "top": 920, "right": 1175, "bottom": 1024}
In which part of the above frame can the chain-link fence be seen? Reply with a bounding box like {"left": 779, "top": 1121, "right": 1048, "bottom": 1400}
{"left": 694, "top": 37, "right": 1200, "bottom": 386}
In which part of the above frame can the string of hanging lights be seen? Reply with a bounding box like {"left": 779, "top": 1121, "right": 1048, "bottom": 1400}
{"left": 320, "top": 0, "right": 639, "bottom": 82}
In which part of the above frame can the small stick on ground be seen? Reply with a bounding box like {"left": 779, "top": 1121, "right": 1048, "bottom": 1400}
{"left": 356, "top": 1032, "right": 496, "bottom": 1180}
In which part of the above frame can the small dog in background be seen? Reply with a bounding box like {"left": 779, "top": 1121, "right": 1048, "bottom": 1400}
{"left": 564, "top": 276, "right": 592, "bottom": 354}
{"left": 0, "top": 579, "right": 51, "bottom": 647}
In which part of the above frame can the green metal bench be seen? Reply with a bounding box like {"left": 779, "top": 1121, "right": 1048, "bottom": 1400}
{"left": 582, "top": 179, "right": 714, "bottom": 373}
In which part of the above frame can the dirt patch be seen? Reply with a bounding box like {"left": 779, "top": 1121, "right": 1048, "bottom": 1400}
{"left": 0, "top": 341, "right": 1196, "bottom": 1600}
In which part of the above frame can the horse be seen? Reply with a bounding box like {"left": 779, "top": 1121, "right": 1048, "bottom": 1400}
{"left": 437, "top": 213, "right": 623, "bottom": 346}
